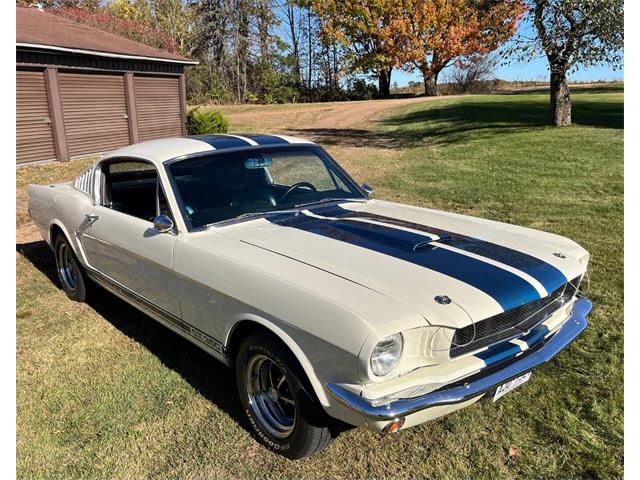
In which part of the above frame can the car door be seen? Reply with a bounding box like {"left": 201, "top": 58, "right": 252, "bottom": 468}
{"left": 79, "top": 159, "right": 181, "bottom": 317}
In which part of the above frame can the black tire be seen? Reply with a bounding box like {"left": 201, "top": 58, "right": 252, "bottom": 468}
{"left": 236, "top": 332, "right": 334, "bottom": 459}
{"left": 53, "top": 234, "right": 89, "bottom": 302}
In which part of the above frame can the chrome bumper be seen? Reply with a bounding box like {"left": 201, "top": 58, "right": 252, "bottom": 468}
{"left": 326, "top": 297, "right": 592, "bottom": 421}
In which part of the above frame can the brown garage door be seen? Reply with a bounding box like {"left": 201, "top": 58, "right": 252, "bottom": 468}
{"left": 135, "top": 76, "right": 183, "bottom": 141}
{"left": 16, "top": 70, "right": 56, "bottom": 164}
{"left": 59, "top": 73, "right": 130, "bottom": 157}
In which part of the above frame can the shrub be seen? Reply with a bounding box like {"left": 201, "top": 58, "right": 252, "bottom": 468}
{"left": 186, "top": 108, "right": 229, "bottom": 135}
{"left": 348, "top": 79, "right": 379, "bottom": 100}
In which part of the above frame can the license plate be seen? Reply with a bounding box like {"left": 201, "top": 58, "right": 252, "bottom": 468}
{"left": 493, "top": 372, "right": 532, "bottom": 402}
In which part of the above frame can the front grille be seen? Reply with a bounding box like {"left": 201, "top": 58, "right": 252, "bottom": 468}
{"left": 449, "top": 276, "right": 581, "bottom": 358}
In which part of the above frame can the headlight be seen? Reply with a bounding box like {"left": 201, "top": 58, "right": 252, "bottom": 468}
{"left": 370, "top": 333, "right": 403, "bottom": 376}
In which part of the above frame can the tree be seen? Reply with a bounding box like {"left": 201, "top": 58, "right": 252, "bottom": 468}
{"left": 17, "top": 0, "right": 101, "bottom": 10}
{"left": 387, "top": 0, "right": 525, "bottom": 96}
{"left": 311, "top": 0, "right": 396, "bottom": 97}
{"left": 445, "top": 54, "right": 497, "bottom": 93}
{"left": 105, "top": 0, "right": 193, "bottom": 55}
{"left": 50, "top": 6, "right": 177, "bottom": 52}
{"left": 510, "top": 0, "right": 623, "bottom": 126}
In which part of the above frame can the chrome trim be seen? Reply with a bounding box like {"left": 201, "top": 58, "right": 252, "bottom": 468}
{"left": 325, "top": 297, "right": 591, "bottom": 420}
{"left": 153, "top": 214, "right": 174, "bottom": 233}
{"left": 84, "top": 213, "right": 100, "bottom": 225}
{"left": 246, "top": 354, "right": 296, "bottom": 439}
{"left": 57, "top": 242, "right": 78, "bottom": 291}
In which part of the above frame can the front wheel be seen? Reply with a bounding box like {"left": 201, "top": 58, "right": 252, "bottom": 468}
{"left": 236, "top": 333, "right": 333, "bottom": 459}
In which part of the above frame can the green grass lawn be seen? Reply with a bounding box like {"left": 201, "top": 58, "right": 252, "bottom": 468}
{"left": 16, "top": 88, "right": 623, "bottom": 478}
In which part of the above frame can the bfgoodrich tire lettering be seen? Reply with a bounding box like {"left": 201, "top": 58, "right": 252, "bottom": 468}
{"left": 236, "top": 333, "right": 333, "bottom": 459}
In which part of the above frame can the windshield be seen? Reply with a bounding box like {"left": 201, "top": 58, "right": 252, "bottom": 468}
{"left": 168, "top": 146, "right": 365, "bottom": 228}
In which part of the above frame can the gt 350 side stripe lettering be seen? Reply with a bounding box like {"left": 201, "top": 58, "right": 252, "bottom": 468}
{"left": 267, "top": 210, "right": 541, "bottom": 311}
{"left": 329, "top": 204, "right": 568, "bottom": 295}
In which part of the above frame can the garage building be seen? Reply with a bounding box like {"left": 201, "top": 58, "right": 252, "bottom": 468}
{"left": 16, "top": 6, "right": 196, "bottom": 165}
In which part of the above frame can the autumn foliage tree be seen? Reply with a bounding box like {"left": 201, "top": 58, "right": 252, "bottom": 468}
{"left": 49, "top": 6, "right": 178, "bottom": 53}
{"left": 386, "top": 0, "right": 526, "bottom": 96}
{"left": 312, "top": 0, "right": 397, "bottom": 97}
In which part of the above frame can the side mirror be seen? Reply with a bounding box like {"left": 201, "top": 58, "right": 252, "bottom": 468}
{"left": 361, "top": 183, "right": 374, "bottom": 195}
{"left": 153, "top": 215, "right": 174, "bottom": 233}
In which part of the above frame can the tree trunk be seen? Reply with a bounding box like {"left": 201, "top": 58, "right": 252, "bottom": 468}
{"left": 307, "top": 7, "right": 312, "bottom": 94}
{"left": 236, "top": 0, "right": 249, "bottom": 103}
{"left": 550, "top": 69, "right": 571, "bottom": 126}
{"left": 286, "top": 3, "right": 301, "bottom": 92}
{"left": 378, "top": 69, "right": 392, "bottom": 98}
{"left": 423, "top": 71, "right": 439, "bottom": 96}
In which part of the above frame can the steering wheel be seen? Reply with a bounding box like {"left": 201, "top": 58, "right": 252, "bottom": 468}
{"left": 279, "top": 182, "right": 317, "bottom": 202}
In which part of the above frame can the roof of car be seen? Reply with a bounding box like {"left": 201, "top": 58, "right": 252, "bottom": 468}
{"left": 102, "top": 134, "right": 317, "bottom": 166}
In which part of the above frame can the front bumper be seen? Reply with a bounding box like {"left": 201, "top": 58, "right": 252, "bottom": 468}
{"left": 326, "top": 297, "right": 591, "bottom": 423}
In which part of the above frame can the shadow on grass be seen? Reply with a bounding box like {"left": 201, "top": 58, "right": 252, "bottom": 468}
{"left": 17, "top": 241, "right": 247, "bottom": 431}
{"left": 290, "top": 93, "right": 622, "bottom": 150}
{"left": 499, "top": 85, "right": 624, "bottom": 96}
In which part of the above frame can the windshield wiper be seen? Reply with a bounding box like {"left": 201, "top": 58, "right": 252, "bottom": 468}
{"left": 204, "top": 208, "right": 294, "bottom": 228}
{"left": 294, "top": 197, "right": 367, "bottom": 209}
{"left": 204, "top": 198, "right": 366, "bottom": 228}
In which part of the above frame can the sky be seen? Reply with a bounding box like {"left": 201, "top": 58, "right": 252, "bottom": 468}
{"left": 392, "top": 58, "right": 624, "bottom": 87}
{"left": 368, "top": 19, "right": 623, "bottom": 87}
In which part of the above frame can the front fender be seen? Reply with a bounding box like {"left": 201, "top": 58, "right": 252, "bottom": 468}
{"left": 225, "top": 314, "right": 331, "bottom": 406}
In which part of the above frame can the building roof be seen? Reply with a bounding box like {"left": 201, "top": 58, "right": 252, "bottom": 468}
{"left": 103, "top": 134, "right": 316, "bottom": 165}
{"left": 16, "top": 6, "right": 196, "bottom": 65}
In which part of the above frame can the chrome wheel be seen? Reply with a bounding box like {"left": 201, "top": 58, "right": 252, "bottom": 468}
{"left": 57, "top": 243, "right": 78, "bottom": 291}
{"left": 246, "top": 354, "right": 296, "bottom": 439}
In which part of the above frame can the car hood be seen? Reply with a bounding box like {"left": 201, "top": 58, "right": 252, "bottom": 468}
{"left": 216, "top": 200, "right": 587, "bottom": 329}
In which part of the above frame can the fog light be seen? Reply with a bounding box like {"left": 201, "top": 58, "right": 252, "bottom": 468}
{"left": 383, "top": 417, "right": 405, "bottom": 434}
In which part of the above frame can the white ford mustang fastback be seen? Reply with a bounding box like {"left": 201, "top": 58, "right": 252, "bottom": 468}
{"left": 28, "top": 134, "right": 592, "bottom": 459}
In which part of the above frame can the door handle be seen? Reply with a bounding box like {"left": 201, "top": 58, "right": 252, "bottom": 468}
{"left": 85, "top": 213, "right": 100, "bottom": 223}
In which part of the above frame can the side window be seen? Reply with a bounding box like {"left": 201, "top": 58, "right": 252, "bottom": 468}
{"left": 102, "top": 160, "right": 160, "bottom": 222}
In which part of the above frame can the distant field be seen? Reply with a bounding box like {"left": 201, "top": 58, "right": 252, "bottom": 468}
{"left": 17, "top": 86, "right": 623, "bottom": 478}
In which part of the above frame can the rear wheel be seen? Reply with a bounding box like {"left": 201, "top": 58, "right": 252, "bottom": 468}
{"left": 236, "top": 332, "right": 334, "bottom": 459}
{"left": 54, "top": 234, "right": 89, "bottom": 302}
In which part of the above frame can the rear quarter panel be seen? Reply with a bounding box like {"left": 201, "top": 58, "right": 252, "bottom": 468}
{"left": 28, "top": 182, "right": 93, "bottom": 258}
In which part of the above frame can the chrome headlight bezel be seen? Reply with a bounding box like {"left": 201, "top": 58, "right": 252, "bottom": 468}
{"left": 370, "top": 333, "right": 404, "bottom": 377}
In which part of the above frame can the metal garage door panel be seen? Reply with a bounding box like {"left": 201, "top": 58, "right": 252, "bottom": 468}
{"left": 135, "top": 76, "right": 183, "bottom": 141}
{"left": 16, "top": 70, "right": 56, "bottom": 164}
{"left": 59, "top": 73, "right": 130, "bottom": 157}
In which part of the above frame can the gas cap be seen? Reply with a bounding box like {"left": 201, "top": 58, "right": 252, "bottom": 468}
{"left": 434, "top": 295, "right": 452, "bottom": 305}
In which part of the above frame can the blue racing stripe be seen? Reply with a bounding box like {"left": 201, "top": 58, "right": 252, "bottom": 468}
{"left": 520, "top": 324, "right": 550, "bottom": 347}
{"left": 269, "top": 210, "right": 540, "bottom": 310}
{"left": 475, "top": 342, "right": 523, "bottom": 366}
{"left": 242, "top": 134, "right": 289, "bottom": 146}
{"left": 190, "top": 134, "right": 252, "bottom": 150}
{"left": 328, "top": 205, "right": 568, "bottom": 295}
{"left": 474, "top": 323, "right": 550, "bottom": 365}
